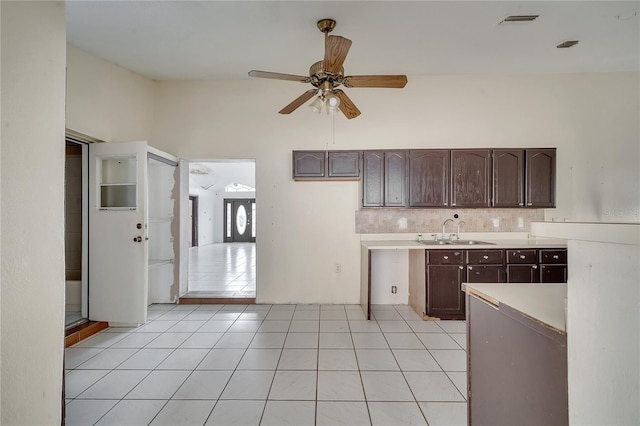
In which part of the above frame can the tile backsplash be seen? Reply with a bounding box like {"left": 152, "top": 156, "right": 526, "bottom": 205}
{"left": 355, "top": 208, "right": 545, "bottom": 234}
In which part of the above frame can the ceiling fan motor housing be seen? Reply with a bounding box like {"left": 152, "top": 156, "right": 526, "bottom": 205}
{"left": 309, "top": 60, "right": 344, "bottom": 90}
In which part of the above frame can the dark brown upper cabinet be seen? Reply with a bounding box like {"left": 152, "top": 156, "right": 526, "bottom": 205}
{"left": 292, "top": 151, "right": 325, "bottom": 179}
{"left": 362, "top": 151, "right": 407, "bottom": 207}
{"left": 293, "top": 150, "right": 360, "bottom": 180}
{"left": 451, "top": 149, "right": 491, "bottom": 207}
{"left": 526, "top": 149, "right": 556, "bottom": 207}
{"left": 492, "top": 149, "right": 525, "bottom": 207}
{"left": 362, "top": 151, "right": 385, "bottom": 206}
{"left": 409, "top": 150, "right": 450, "bottom": 207}
{"left": 384, "top": 151, "right": 407, "bottom": 207}
{"left": 328, "top": 151, "right": 360, "bottom": 178}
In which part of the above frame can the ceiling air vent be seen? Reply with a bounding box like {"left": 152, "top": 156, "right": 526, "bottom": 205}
{"left": 556, "top": 40, "right": 579, "bottom": 49}
{"left": 499, "top": 15, "right": 540, "bottom": 24}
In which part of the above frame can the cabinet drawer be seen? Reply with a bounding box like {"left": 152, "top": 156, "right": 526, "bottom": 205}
{"left": 427, "top": 250, "right": 464, "bottom": 265}
{"left": 539, "top": 249, "right": 567, "bottom": 264}
{"left": 506, "top": 249, "right": 537, "bottom": 264}
{"left": 467, "top": 250, "right": 504, "bottom": 265}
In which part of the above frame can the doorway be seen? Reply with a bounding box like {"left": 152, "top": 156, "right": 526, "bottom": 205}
{"left": 64, "top": 139, "right": 88, "bottom": 328}
{"left": 185, "top": 160, "right": 256, "bottom": 299}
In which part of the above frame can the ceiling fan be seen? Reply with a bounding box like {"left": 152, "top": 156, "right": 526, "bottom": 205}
{"left": 248, "top": 18, "right": 408, "bottom": 120}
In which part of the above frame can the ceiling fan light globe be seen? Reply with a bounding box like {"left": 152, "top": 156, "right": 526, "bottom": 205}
{"left": 326, "top": 94, "right": 340, "bottom": 108}
{"left": 309, "top": 96, "right": 325, "bottom": 114}
{"left": 325, "top": 93, "right": 340, "bottom": 114}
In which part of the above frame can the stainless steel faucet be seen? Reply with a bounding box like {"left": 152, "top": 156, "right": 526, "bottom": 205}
{"left": 456, "top": 221, "right": 466, "bottom": 240}
{"left": 441, "top": 218, "right": 455, "bottom": 240}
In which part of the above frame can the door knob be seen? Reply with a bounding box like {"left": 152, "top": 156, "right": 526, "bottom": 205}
{"left": 133, "top": 236, "right": 142, "bottom": 242}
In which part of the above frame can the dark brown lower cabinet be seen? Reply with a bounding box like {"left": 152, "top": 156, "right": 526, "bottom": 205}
{"left": 540, "top": 249, "right": 568, "bottom": 283}
{"left": 467, "top": 293, "right": 568, "bottom": 425}
{"left": 423, "top": 248, "right": 567, "bottom": 320}
{"left": 466, "top": 250, "right": 504, "bottom": 283}
{"left": 506, "top": 249, "right": 539, "bottom": 283}
{"left": 426, "top": 250, "right": 465, "bottom": 319}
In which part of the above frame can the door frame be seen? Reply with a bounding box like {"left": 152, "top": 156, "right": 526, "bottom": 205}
{"left": 64, "top": 137, "right": 90, "bottom": 327}
{"left": 224, "top": 198, "right": 256, "bottom": 243}
{"left": 189, "top": 195, "right": 199, "bottom": 247}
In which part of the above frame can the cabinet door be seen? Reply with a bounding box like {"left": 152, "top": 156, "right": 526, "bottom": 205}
{"left": 292, "top": 151, "right": 326, "bottom": 179}
{"left": 328, "top": 151, "right": 360, "bottom": 177}
{"left": 451, "top": 149, "right": 491, "bottom": 207}
{"left": 540, "top": 265, "right": 567, "bottom": 283}
{"left": 467, "top": 265, "right": 505, "bottom": 283}
{"left": 493, "top": 149, "right": 524, "bottom": 207}
{"left": 427, "top": 265, "right": 465, "bottom": 319}
{"left": 526, "top": 149, "right": 556, "bottom": 207}
{"left": 507, "top": 265, "right": 539, "bottom": 283}
{"left": 384, "top": 151, "right": 407, "bottom": 207}
{"left": 362, "top": 151, "right": 384, "bottom": 206}
{"left": 409, "top": 150, "right": 450, "bottom": 207}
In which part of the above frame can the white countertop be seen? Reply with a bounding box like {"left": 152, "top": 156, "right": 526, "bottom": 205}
{"left": 463, "top": 283, "right": 567, "bottom": 334}
{"left": 361, "top": 238, "right": 567, "bottom": 250}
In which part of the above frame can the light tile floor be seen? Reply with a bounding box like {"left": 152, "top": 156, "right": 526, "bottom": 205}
{"left": 65, "top": 303, "right": 468, "bottom": 426}
{"left": 188, "top": 243, "right": 256, "bottom": 298}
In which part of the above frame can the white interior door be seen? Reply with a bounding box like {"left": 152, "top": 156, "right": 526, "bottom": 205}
{"left": 89, "top": 141, "right": 148, "bottom": 325}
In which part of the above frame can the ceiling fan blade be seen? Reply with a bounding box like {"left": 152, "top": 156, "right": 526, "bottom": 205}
{"left": 333, "top": 89, "right": 361, "bottom": 120}
{"left": 343, "top": 75, "right": 408, "bottom": 88}
{"left": 278, "top": 89, "right": 317, "bottom": 115}
{"left": 324, "top": 35, "right": 352, "bottom": 74}
{"left": 248, "top": 70, "right": 310, "bottom": 83}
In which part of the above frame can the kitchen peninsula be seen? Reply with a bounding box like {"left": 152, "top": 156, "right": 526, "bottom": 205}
{"left": 463, "top": 282, "right": 568, "bottom": 425}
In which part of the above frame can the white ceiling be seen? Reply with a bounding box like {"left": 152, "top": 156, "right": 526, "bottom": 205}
{"left": 189, "top": 161, "right": 256, "bottom": 193}
{"left": 66, "top": 1, "right": 640, "bottom": 81}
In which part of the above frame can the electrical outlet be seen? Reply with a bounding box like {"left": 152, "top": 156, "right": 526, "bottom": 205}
{"left": 335, "top": 264, "right": 341, "bottom": 273}
{"left": 492, "top": 218, "right": 500, "bottom": 228}
{"left": 391, "top": 285, "right": 398, "bottom": 294}
{"left": 518, "top": 217, "right": 525, "bottom": 228}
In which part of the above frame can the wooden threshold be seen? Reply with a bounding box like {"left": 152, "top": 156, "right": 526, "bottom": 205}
{"left": 65, "top": 321, "right": 109, "bottom": 348}
{"left": 178, "top": 291, "right": 256, "bottom": 305}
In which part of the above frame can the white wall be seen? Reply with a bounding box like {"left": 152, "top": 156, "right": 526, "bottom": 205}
{"left": 150, "top": 73, "right": 639, "bottom": 303}
{"left": 567, "top": 240, "right": 639, "bottom": 425}
{"left": 1, "top": 2, "right": 66, "bottom": 424}
{"left": 66, "top": 44, "right": 156, "bottom": 143}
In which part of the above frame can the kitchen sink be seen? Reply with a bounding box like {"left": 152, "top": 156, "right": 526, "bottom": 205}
{"left": 420, "top": 239, "right": 496, "bottom": 246}
{"left": 456, "top": 240, "right": 496, "bottom": 245}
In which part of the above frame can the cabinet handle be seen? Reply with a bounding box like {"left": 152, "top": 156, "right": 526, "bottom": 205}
{"left": 527, "top": 203, "right": 533, "bottom": 206}
{"left": 519, "top": 203, "right": 524, "bottom": 206}
{"left": 532, "top": 265, "right": 538, "bottom": 269}
{"left": 443, "top": 256, "right": 449, "bottom": 260}
{"left": 483, "top": 255, "right": 489, "bottom": 259}
{"left": 452, "top": 203, "right": 456, "bottom": 206}
{"left": 468, "top": 266, "right": 473, "bottom": 270}
{"left": 553, "top": 255, "right": 559, "bottom": 259}
{"left": 520, "top": 255, "right": 526, "bottom": 259}
{"left": 459, "top": 266, "right": 464, "bottom": 270}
